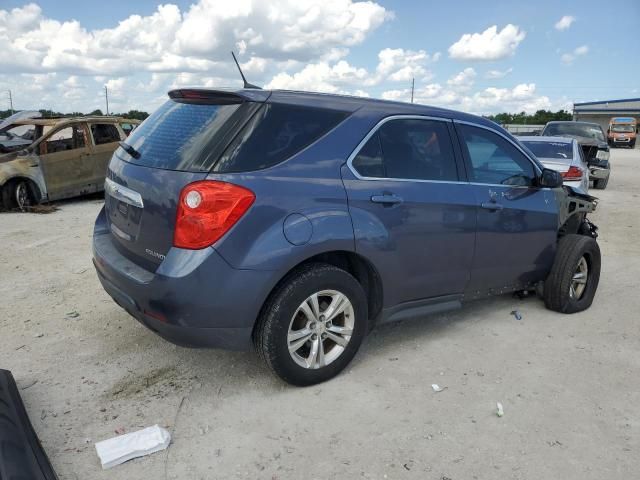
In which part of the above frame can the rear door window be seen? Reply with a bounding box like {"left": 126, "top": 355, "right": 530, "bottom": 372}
{"left": 213, "top": 103, "right": 349, "bottom": 172}
{"left": 43, "top": 125, "right": 86, "bottom": 154}
{"left": 91, "top": 123, "right": 121, "bottom": 145}
{"left": 352, "top": 133, "right": 385, "bottom": 178}
{"left": 351, "top": 118, "right": 458, "bottom": 181}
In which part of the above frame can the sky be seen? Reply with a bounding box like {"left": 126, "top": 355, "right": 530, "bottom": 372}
{"left": 0, "top": 0, "right": 638, "bottom": 115}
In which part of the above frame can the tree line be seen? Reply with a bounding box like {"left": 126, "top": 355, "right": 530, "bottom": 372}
{"left": 486, "top": 109, "right": 572, "bottom": 125}
{"left": 3, "top": 107, "right": 572, "bottom": 126}
{"left": 0, "top": 109, "right": 149, "bottom": 121}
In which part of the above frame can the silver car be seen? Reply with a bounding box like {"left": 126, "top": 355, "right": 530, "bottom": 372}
{"left": 519, "top": 136, "right": 589, "bottom": 192}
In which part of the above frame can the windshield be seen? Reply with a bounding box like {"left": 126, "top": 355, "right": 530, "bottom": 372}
{"left": 0, "top": 124, "right": 38, "bottom": 141}
{"left": 545, "top": 123, "right": 605, "bottom": 142}
{"left": 611, "top": 125, "right": 635, "bottom": 133}
{"left": 521, "top": 140, "right": 573, "bottom": 160}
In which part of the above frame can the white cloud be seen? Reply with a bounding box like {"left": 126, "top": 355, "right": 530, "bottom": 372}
{"left": 447, "top": 67, "right": 476, "bottom": 90}
{"left": 0, "top": 3, "right": 572, "bottom": 116}
{"left": 555, "top": 15, "right": 575, "bottom": 31}
{"left": 374, "top": 47, "right": 436, "bottom": 83}
{"left": 381, "top": 81, "right": 553, "bottom": 115}
{"left": 0, "top": 1, "right": 391, "bottom": 76}
{"left": 266, "top": 60, "right": 368, "bottom": 93}
{"left": 561, "top": 44, "right": 588, "bottom": 64}
{"left": 448, "top": 24, "right": 525, "bottom": 61}
{"left": 484, "top": 67, "right": 513, "bottom": 79}
{"left": 264, "top": 47, "right": 438, "bottom": 92}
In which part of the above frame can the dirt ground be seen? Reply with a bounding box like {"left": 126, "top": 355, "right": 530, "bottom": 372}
{"left": 1, "top": 147, "right": 638, "bottom": 480}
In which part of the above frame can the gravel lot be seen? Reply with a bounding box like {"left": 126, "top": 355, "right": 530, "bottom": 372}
{"left": 1, "top": 147, "right": 638, "bottom": 480}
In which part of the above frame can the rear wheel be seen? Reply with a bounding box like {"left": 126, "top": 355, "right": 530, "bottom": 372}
{"left": 254, "top": 263, "right": 368, "bottom": 386}
{"left": 544, "top": 234, "right": 600, "bottom": 313}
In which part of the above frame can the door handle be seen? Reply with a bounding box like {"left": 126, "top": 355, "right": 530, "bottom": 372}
{"left": 480, "top": 202, "right": 504, "bottom": 211}
{"left": 371, "top": 194, "right": 403, "bottom": 205}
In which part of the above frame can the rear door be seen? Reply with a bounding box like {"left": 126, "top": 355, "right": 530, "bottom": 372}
{"left": 454, "top": 122, "right": 558, "bottom": 294}
{"left": 38, "top": 123, "right": 92, "bottom": 199}
{"left": 342, "top": 116, "right": 476, "bottom": 308}
{"left": 89, "top": 122, "right": 123, "bottom": 187}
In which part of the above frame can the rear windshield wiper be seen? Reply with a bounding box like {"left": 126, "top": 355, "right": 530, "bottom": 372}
{"left": 119, "top": 141, "right": 141, "bottom": 159}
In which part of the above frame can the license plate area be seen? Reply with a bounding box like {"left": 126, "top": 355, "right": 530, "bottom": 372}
{"left": 105, "top": 184, "right": 143, "bottom": 242}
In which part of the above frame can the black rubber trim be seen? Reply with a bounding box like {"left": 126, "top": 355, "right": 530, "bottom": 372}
{"left": 0, "top": 369, "right": 58, "bottom": 480}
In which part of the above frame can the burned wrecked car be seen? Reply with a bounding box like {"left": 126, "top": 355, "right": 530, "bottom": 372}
{"left": 0, "top": 116, "right": 140, "bottom": 210}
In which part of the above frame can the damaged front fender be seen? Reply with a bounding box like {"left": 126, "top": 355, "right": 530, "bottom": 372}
{"left": 554, "top": 185, "right": 598, "bottom": 237}
{"left": 0, "top": 152, "right": 47, "bottom": 202}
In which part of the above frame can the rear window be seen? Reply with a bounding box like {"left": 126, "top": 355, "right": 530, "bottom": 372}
{"left": 521, "top": 140, "right": 573, "bottom": 160}
{"left": 117, "top": 100, "right": 245, "bottom": 171}
{"left": 544, "top": 123, "right": 605, "bottom": 142}
{"left": 213, "top": 103, "right": 349, "bottom": 172}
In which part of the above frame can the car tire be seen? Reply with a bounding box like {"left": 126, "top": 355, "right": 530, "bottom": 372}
{"left": 1, "top": 179, "right": 34, "bottom": 211}
{"left": 593, "top": 176, "right": 609, "bottom": 189}
{"left": 544, "top": 234, "right": 600, "bottom": 314}
{"left": 254, "top": 263, "right": 368, "bottom": 386}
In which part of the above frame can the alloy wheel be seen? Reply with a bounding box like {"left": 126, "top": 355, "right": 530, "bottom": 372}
{"left": 570, "top": 256, "right": 588, "bottom": 300}
{"left": 15, "top": 182, "right": 31, "bottom": 210}
{"left": 287, "top": 290, "right": 355, "bottom": 369}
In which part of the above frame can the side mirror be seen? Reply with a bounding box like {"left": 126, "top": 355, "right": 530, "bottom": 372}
{"left": 539, "top": 168, "right": 563, "bottom": 188}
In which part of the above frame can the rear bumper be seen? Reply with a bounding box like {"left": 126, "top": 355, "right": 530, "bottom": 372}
{"left": 0, "top": 369, "right": 58, "bottom": 480}
{"left": 92, "top": 207, "right": 276, "bottom": 350}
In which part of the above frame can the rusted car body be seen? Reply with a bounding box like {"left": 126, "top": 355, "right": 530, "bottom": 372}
{"left": 0, "top": 116, "right": 140, "bottom": 209}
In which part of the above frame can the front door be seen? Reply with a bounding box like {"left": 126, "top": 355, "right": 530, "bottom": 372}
{"left": 38, "top": 124, "right": 91, "bottom": 200}
{"left": 342, "top": 117, "right": 476, "bottom": 309}
{"left": 454, "top": 122, "right": 558, "bottom": 295}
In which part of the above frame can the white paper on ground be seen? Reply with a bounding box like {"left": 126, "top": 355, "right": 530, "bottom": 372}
{"left": 95, "top": 425, "right": 171, "bottom": 469}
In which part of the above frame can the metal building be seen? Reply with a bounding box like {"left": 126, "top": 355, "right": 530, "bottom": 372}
{"left": 573, "top": 98, "right": 640, "bottom": 133}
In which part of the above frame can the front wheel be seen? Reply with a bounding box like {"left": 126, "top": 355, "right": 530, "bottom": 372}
{"left": 593, "top": 176, "right": 609, "bottom": 189}
{"left": 2, "top": 180, "right": 34, "bottom": 211}
{"left": 544, "top": 234, "right": 601, "bottom": 313}
{"left": 254, "top": 263, "right": 368, "bottom": 386}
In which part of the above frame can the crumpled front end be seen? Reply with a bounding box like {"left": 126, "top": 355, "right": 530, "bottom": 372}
{"left": 555, "top": 186, "right": 598, "bottom": 238}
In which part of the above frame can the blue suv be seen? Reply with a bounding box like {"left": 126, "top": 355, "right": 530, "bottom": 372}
{"left": 93, "top": 88, "right": 601, "bottom": 385}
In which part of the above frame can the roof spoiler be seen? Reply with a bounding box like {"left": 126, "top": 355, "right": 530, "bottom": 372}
{"left": 168, "top": 88, "right": 270, "bottom": 104}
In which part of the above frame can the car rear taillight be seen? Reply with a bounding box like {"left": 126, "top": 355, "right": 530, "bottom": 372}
{"left": 174, "top": 181, "right": 255, "bottom": 249}
{"left": 561, "top": 166, "right": 583, "bottom": 181}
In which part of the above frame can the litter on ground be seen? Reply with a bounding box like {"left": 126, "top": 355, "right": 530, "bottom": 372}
{"left": 95, "top": 425, "right": 171, "bottom": 469}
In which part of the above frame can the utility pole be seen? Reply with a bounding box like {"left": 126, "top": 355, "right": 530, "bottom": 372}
{"left": 7, "top": 90, "right": 13, "bottom": 114}
{"left": 104, "top": 85, "right": 109, "bottom": 116}
{"left": 410, "top": 78, "right": 414, "bottom": 104}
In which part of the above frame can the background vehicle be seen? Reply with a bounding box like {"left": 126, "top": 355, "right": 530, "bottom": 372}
{"left": 519, "top": 136, "right": 589, "bottom": 192}
{"left": 93, "top": 89, "right": 600, "bottom": 386}
{"left": 542, "top": 121, "right": 610, "bottom": 189}
{"left": 607, "top": 117, "right": 637, "bottom": 148}
{"left": 0, "top": 116, "right": 140, "bottom": 210}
